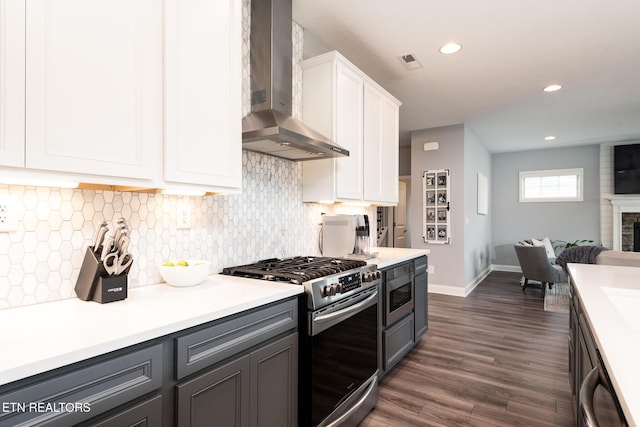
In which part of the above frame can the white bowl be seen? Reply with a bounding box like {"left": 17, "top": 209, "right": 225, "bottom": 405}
{"left": 159, "top": 260, "right": 211, "bottom": 287}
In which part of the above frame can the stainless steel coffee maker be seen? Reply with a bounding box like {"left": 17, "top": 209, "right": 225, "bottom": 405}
{"left": 321, "top": 214, "right": 377, "bottom": 259}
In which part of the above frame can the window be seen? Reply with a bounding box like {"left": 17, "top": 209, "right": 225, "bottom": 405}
{"left": 519, "top": 168, "right": 583, "bottom": 202}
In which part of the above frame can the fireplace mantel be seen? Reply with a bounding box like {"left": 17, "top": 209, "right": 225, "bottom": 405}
{"left": 606, "top": 196, "right": 640, "bottom": 250}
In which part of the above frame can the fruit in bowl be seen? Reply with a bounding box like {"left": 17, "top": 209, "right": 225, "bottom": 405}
{"left": 159, "top": 260, "right": 211, "bottom": 287}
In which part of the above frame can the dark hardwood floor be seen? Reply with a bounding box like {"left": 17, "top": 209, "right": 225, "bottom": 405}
{"left": 361, "top": 271, "right": 573, "bottom": 427}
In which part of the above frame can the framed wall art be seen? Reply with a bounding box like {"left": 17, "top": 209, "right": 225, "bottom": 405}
{"left": 477, "top": 172, "right": 488, "bottom": 215}
{"left": 423, "top": 169, "right": 450, "bottom": 244}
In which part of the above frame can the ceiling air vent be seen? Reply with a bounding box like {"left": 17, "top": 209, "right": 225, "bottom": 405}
{"left": 401, "top": 53, "right": 423, "bottom": 70}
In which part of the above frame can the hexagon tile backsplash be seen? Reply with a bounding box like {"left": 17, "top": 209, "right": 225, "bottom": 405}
{"left": 0, "top": 151, "right": 374, "bottom": 310}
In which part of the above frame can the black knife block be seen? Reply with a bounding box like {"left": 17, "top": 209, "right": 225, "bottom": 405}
{"left": 74, "top": 246, "right": 129, "bottom": 303}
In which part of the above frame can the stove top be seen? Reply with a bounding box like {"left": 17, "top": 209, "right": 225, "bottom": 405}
{"left": 221, "top": 256, "right": 367, "bottom": 284}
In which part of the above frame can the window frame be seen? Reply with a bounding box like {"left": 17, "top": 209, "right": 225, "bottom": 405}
{"left": 519, "top": 168, "right": 584, "bottom": 203}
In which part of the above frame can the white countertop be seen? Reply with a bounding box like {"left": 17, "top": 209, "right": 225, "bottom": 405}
{"left": 0, "top": 274, "right": 302, "bottom": 387}
{"left": 0, "top": 248, "right": 427, "bottom": 388}
{"left": 368, "top": 247, "right": 429, "bottom": 270}
{"left": 568, "top": 263, "right": 640, "bottom": 427}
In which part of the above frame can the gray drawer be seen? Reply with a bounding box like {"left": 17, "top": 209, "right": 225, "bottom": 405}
{"left": 88, "top": 394, "right": 162, "bottom": 427}
{"left": 176, "top": 298, "right": 298, "bottom": 380}
{"left": 383, "top": 313, "right": 414, "bottom": 371}
{"left": 0, "top": 344, "right": 162, "bottom": 427}
{"left": 414, "top": 255, "right": 428, "bottom": 274}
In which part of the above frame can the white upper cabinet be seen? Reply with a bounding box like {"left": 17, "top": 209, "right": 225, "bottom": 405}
{"left": 164, "top": 0, "right": 242, "bottom": 192}
{"left": 363, "top": 83, "right": 400, "bottom": 204}
{"left": 302, "top": 51, "right": 401, "bottom": 205}
{"left": 25, "top": 0, "right": 163, "bottom": 180}
{"left": 334, "top": 62, "right": 364, "bottom": 200}
{"left": 0, "top": 0, "right": 25, "bottom": 168}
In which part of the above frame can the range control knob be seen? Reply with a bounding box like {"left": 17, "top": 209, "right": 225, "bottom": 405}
{"left": 322, "top": 283, "right": 340, "bottom": 297}
{"left": 363, "top": 271, "right": 380, "bottom": 282}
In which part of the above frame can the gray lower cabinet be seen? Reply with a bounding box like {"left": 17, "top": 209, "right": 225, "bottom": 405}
{"left": 177, "top": 354, "right": 251, "bottom": 427}
{"left": 251, "top": 333, "right": 298, "bottom": 427}
{"left": 379, "top": 255, "right": 428, "bottom": 376}
{"left": 176, "top": 332, "right": 298, "bottom": 427}
{"left": 414, "top": 270, "right": 428, "bottom": 341}
{"left": 0, "top": 344, "right": 163, "bottom": 427}
{"left": 0, "top": 297, "right": 299, "bottom": 427}
{"left": 568, "top": 280, "right": 626, "bottom": 427}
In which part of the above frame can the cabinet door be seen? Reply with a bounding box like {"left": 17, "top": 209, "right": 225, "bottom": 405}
{"left": 363, "top": 84, "right": 384, "bottom": 202}
{"left": 25, "top": 0, "right": 162, "bottom": 179}
{"left": 380, "top": 95, "right": 399, "bottom": 203}
{"left": 251, "top": 333, "right": 298, "bottom": 427}
{"left": 0, "top": 0, "right": 25, "bottom": 167}
{"left": 363, "top": 84, "right": 399, "bottom": 204}
{"left": 335, "top": 62, "right": 364, "bottom": 200}
{"left": 177, "top": 355, "right": 251, "bottom": 427}
{"left": 164, "top": 0, "right": 242, "bottom": 190}
{"left": 414, "top": 271, "right": 428, "bottom": 341}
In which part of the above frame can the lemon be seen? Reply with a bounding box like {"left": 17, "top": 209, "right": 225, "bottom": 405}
{"left": 176, "top": 260, "right": 189, "bottom": 267}
{"left": 194, "top": 262, "right": 205, "bottom": 266}
{"left": 162, "top": 261, "right": 175, "bottom": 267}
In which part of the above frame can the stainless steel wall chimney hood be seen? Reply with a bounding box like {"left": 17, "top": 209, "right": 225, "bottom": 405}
{"left": 242, "top": 0, "right": 349, "bottom": 160}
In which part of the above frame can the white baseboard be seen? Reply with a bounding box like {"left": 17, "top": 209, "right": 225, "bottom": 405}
{"left": 491, "top": 264, "right": 522, "bottom": 273}
{"left": 428, "top": 265, "right": 519, "bottom": 297}
{"left": 464, "top": 266, "right": 492, "bottom": 296}
{"left": 428, "top": 283, "right": 466, "bottom": 297}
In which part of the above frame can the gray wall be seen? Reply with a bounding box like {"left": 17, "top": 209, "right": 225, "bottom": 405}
{"left": 492, "top": 144, "right": 601, "bottom": 266}
{"left": 463, "top": 127, "right": 492, "bottom": 284}
{"left": 399, "top": 146, "right": 411, "bottom": 177}
{"left": 410, "top": 125, "right": 466, "bottom": 290}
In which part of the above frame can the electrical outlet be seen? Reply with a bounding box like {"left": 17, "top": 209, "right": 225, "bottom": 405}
{"left": 176, "top": 203, "right": 191, "bottom": 229}
{"left": 427, "top": 265, "right": 434, "bottom": 274}
{"left": 0, "top": 195, "right": 18, "bottom": 232}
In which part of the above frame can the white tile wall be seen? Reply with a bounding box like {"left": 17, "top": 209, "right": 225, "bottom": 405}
{"left": 0, "top": 3, "right": 374, "bottom": 309}
{"left": 600, "top": 143, "right": 614, "bottom": 248}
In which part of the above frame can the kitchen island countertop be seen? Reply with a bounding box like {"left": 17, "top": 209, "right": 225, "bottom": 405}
{"left": 568, "top": 262, "right": 640, "bottom": 427}
{"left": 0, "top": 274, "right": 302, "bottom": 387}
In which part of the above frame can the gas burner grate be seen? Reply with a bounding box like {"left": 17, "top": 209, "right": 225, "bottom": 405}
{"left": 221, "top": 256, "right": 367, "bottom": 284}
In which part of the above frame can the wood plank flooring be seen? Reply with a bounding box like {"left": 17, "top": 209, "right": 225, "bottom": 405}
{"left": 360, "top": 271, "right": 573, "bottom": 427}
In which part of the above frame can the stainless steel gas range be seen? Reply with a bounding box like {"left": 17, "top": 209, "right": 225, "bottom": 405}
{"left": 222, "top": 256, "right": 381, "bottom": 427}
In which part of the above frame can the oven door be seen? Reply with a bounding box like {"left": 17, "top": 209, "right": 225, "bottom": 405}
{"left": 308, "top": 287, "right": 379, "bottom": 427}
{"left": 385, "top": 271, "right": 414, "bottom": 326}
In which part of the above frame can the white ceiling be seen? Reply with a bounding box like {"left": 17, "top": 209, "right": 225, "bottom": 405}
{"left": 292, "top": 0, "right": 640, "bottom": 152}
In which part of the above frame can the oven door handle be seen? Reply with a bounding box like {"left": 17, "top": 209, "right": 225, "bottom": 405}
{"left": 323, "top": 374, "right": 378, "bottom": 427}
{"left": 314, "top": 290, "right": 379, "bottom": 325}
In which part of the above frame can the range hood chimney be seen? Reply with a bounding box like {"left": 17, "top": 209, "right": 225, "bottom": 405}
{"left": 242, "top": 0, "right": 349, "bottom": 160}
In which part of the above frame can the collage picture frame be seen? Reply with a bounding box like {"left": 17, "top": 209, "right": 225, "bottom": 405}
{"left": 423, "top": 169, "right": 451, "bottom": 244}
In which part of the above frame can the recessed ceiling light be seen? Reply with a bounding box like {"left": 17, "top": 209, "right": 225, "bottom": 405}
{"left": 439, "top": 42, "right": 462, "bottom": 54}
{"left": 543, "top": 84, "right": 562, "bottom": 92}
{"left": 544, "top": 136, "right": 557, "bottom": 141}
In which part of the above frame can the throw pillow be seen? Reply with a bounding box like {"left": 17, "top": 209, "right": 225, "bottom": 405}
{"left": 532, "top": 237, "right": 556, "bottom": 259}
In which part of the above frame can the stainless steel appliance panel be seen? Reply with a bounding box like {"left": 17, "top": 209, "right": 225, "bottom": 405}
{"left": 384, "top": 261, "right": 414, "bottom": 326}
{"left": 309, "top": 297, "right": 378, "bottom": 426}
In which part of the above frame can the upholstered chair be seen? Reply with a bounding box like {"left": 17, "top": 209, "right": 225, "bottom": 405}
{"left": 514, "top": 244, "right": 568, "bottom": 298}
